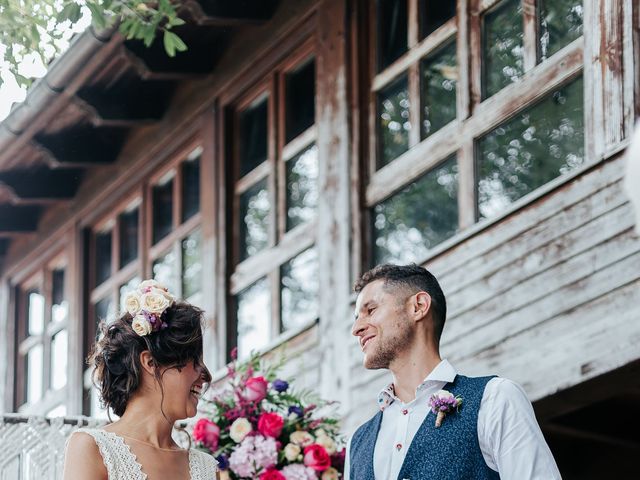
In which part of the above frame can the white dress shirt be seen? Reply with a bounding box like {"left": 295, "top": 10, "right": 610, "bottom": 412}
{"left": 344, "top": 360, "right": 561, "bottom": 480}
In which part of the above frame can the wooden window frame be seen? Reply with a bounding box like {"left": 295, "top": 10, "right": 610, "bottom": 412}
{"left": 226, "top": 38, "right": 319, "bottom": 359}
{"left": 15, "top": 253, "right": 69, "bottom": 414}
{"left": 363, "top": 0, "right": 633, "bottom": 267}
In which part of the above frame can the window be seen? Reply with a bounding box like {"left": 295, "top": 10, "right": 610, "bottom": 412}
{"left": 367, "top": 0, "right": 585, "bottom": 266}
{"left": 228, "top": 42, "right": 319, "bottom": 360}
{"left": 15, "top": 258, "right": 68, "bottom": 412}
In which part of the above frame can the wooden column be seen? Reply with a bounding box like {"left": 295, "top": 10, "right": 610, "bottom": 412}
{"left": 0, "top": 276, "right": 12, "bottom": 412}
{"left": 66, "top": 226, "right": 84, "bottom": 414}
{"left": 316, "top": 0, "right": 353, "bottom": 409}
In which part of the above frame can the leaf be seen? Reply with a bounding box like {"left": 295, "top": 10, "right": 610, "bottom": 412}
{"left": 163, "top": 30, "right": 186, "bottom": 57}
{"left": 87, "top": 2, "right": 107, "bottom": 30}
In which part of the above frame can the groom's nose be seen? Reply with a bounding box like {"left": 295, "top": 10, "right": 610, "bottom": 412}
{"left": 351, "top": 316, "right": 366, "bottom": 337}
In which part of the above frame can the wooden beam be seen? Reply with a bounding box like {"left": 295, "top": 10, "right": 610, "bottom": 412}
{"left": 0, "top": 205, "right": 41, "bottom": 233}
{"left": 186, "top": 0, "right": 279, "bottom": 25}
{"left": 0, "top": 168, "right": 84, "bottom": 201}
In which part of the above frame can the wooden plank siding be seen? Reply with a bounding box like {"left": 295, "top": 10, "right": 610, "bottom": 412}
{"left": 343, "top": 153, "right": 640, "bottom": 432}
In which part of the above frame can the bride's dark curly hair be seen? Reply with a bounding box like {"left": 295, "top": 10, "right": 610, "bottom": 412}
{"left": 89, "top": 302, "right": 212, "bottom": 417}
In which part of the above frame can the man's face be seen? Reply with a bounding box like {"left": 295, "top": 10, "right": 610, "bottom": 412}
{"left": 352, "top": 279, "right": 413, "bottom": 370}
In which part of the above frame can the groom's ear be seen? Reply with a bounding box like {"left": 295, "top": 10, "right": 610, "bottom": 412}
{"left": 139, "top": 350, "right": 156, "bottom": 375}
{"left": 411, "top": 291, "right": 432, "bottom": 322}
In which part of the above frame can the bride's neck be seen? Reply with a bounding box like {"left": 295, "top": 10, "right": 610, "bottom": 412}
{"left": 112, "top": 396, "right": 176, "bottom": 449}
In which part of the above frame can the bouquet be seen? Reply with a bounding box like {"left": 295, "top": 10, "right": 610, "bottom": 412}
{"left": 191, "top": 349, "right": 345, "bottom": 480}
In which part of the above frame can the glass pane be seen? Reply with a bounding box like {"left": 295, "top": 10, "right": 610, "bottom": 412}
{"left": 152, "top": 176, "right": 174, "bottom": 244}
{"left": 26, "top": 344, "right": 43, "bottom": 403}
{"left": 239, "top": 178, "right": 270, "bottom": 261}
{"left": 182, "top": 150, "right": 201, "bottom": 222}
{"left": 119, "top": 276, "right": 141, "bottom": 313}
{"left": 420, "top": 0, "right": 456, "bottom": 38}
{"left": 483, "top": 0, "right": 524, "bottom": 98}
{"left": 477, "top": 77, "right": 584, "bottom": 219}
{"left": 539, "top": 0, "right": 583, "bottom": 61}
{"left": 236, "top": 277, "right": 271, "bottom": 359}
{"left": 182, "top": 230, "right": 202, "bottom": 300}
{"left": 377, "top": 0, "right": 408, "bottom": 71}
{"left": 285, "top": 59, "right": 316, "bottom": 143}
{"left": 27, "top": 291, "right": 45, "bottom": 336}
{"left": 51, "top": 269, "right": 68, "bottom": 323}
{"left": 281, "top": 248, "right": 319, "bottom": 331}
{"left": 421, "top": 39, "right": 457, "bottom": 138}
{"left": 95, "top": 297, "right": 114, "bottom": 328}
{"left": 119, "top": 207, "right": 139, "bottom": 268}
{"left": 153, "top": 250, "right": 178, "bottom": 294}
{"left": 50, "top": 329, "right": 68, "bottom": 390}
{"left": 239, "top": 97, "right": 268, "bottom": 177}
{"left": 373, "top": 156, "right": 459, "bottom": 264}
{"left": 286, "top": 144, "right": 319, "bottom": 231}
{"left": 95, "top": 230, "right": 112, "bottom": 285}
{"left": 378, "top": 75, "right": 411, "bottom": 167}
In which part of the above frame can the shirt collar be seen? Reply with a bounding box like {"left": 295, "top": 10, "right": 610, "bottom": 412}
{"left": 376, "top": 359, "right": 457, "bottom": 409}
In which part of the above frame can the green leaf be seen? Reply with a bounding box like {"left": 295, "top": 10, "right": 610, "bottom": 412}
{"left": 163, "top": 30, "right": 186, "bottom": 57}
{"left": 87, "top": 2, "right": 107, "bottom": 30}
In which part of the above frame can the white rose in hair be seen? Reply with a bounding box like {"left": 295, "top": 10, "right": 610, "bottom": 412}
{"left": 124, "top": 292, "right": 142, "bottom": 315}
{"left": 138, "top": 279, "right": 161, "bottom": 291}
{"left": 132, "top": 314, "right": 152, "bottom": 336}
{"left": 140, "top": 290, "right": 172, "bottom": 314}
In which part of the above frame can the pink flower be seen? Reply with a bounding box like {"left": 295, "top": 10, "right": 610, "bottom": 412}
{"left": 245, "top": 376, "right": 268, "bottom": 402}
{"left": 260, "top": 468, "right": 286, "bottom": 480}
{"left": 258, "top": 412, "right": 284, "bottom": 438}
{"left": 303, "top": 444, "right": 331, "bottom": 472}
{"left": 192, "top": 418, "right": 220, "bottom": 451}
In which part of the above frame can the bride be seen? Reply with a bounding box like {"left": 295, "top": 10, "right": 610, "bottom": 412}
{"left": 63, "top": 280, "right": 219, "bottom": 479}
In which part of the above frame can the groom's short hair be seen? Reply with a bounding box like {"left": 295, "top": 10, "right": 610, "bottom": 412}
{"left": 354, "top": 263, "right": 447, "bottom": 342}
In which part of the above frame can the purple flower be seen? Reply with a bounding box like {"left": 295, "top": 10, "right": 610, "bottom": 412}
{"left": 216, "top": 454, "right": 229, "bottom": 470}
{"left": 272, "top": 379, "right": 289, "bottom": 392}
{"left": 288, "top": 406, "right": 304, "bottom": 417}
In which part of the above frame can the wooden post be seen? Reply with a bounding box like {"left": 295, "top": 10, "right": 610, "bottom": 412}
{"left": 316, "top": 0, "right": 353, "bottom": 410}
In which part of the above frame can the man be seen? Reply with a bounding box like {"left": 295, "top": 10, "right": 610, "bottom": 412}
{"left": 346, "top": 264, "right": 561, "bottom": 479}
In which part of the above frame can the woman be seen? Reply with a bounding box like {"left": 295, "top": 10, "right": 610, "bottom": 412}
{"left": 63, "top": 280, "right": 219, "bottom": 479}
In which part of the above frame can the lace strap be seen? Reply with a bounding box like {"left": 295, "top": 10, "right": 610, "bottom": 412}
{"left": 75, "top": 428, "right": 147, "bottom": 480}
{"left": 189, "top": 449, "right": 218, "bottom": 479}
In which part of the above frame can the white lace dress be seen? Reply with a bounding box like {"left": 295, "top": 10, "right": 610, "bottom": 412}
{"left": 73, "top": 427, "right": 218, "bottom": 479}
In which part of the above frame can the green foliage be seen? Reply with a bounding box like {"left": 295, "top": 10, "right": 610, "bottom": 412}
{"left": 0, "top": 0, "right": 188, "bottom": 88}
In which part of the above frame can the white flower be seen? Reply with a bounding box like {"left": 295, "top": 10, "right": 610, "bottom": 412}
{"left": 138, "top": 279, "right": 161, "bottom": 291}
{"left": 284, "top": 443, "right": 301, "bottom": 461}
{"left": 321, "top": 468, "right": 340, "bottom": 480}
{"left": 229, "top": 417, "right": 252, "bottom": 443}
{"left": 140, "top": 290, "right": 172, "bottom": 314}
{"left": 316, "top": 433, "right": 337, "bottom": 454}
{"left": 433, "top": 389, "right": 455, "bottom": 400}
{"left": 124, "top": 292, "right": 142, "bottom": 315}
{"left": 289, "top": 430, "right": 314, "bottom": 447}
{"left": 131, "top": 314, "right": 152, "bottom": 336}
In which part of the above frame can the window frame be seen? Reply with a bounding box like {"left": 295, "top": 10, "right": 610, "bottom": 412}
{"left": 225, "top": 38, "right": 320, "bottom": 360}
{"left": 365, "top": 0, "right": 590, "bottom": 267}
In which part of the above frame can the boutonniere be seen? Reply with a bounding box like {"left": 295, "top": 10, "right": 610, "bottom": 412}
{"left": 428, "top": 390, "right": 463, "bottom": 428}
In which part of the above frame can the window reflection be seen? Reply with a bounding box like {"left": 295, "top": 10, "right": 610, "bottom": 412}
{"left": 420, "top": 0, "right": 456, "bottom": 38}
{"left": 26, "top": 345, "right": 43, "bottom": 404}
{"left": 378, "top": 75, "right": 411, "bottom": 167}
{"left": 285, "top": 59, "right": 316, "bottom": 143}
{"left": 539, "top": 0, "right": 583, "bottom": 61}
{"left": 152, "top": 175, "right": 174, "bottom": 244}
{"left": 51, "top": 269, "right": 68, "bottom": 324}
{"left": 421, "top": 40, "right": 457, "bottom": 138}
{"left": 95, "top": 229, "right": 112, "bottom": 286}
{"left": 182, "top": 230, "right": 202, "bottom": 300}
{"left": 51, "top": 330, "right": 68, "bottom": 390}
{"left": 239, "top": 97, "right": 269, "bottom": 177}
{"left": 477, "top": 77, "right": 584, "bottom": 219}
{"left": 377, "top": 0, "right": 408, "bottom": 71}
{"left": 182, "top": 149, "right": 201, "bottom": 222}
{"left": 373, "top": 156, "right": 459, "bottom": 264}
{"left": 153, "top": 250, "right": 178, "bottom": 294}
{"left": 28, "top": 291, "right": 45, "bottom": 336}
{"left": 240, "top": 179, "right": 271, "bottom": 261}
{"left": 236, "top": 277, "right": 271, "bottom": 360}
{"left": 286, "top": 144, "right": 318, "bottom": 231}
{"left": 281, "top": 248, "right": 319, "bottom": 331}
{"left": 483, "top": 0, "right": 524, "bottom": 98}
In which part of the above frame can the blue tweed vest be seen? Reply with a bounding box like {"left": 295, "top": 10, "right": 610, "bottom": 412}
{"left": 349, "top": 375, "right": 500, "bottom": 480}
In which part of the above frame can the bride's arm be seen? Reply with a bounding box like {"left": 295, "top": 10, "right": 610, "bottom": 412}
{"left": 63, "top": 432, "right": 108, "bottom": 480}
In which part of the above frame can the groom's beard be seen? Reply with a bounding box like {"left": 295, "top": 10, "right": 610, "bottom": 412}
{"left": 364, "top": 317, "right": 414, "bottom": 370}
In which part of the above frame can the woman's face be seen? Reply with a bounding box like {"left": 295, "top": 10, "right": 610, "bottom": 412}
{"left": 159, "top": 360, "right": 208, "bottom": 421}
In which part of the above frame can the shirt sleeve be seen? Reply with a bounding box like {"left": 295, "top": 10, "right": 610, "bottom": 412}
{"left": 343, "top": 435, "right": 352, "bottom": 480}
{"left": 478, "top": 377, "right": 562, "bottom": 479}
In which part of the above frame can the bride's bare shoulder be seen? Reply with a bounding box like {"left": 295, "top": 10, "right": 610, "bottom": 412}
{"left": 63, "top": 431, "right": 108, "bottom": 480}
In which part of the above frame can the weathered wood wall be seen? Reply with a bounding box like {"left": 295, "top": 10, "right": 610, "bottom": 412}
{"left": 343, "top": 153, "right": 640, "bottom": 432}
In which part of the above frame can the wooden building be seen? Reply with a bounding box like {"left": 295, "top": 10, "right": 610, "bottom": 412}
{"left": 0, "top": 0, "right": 638, "bottom": 477}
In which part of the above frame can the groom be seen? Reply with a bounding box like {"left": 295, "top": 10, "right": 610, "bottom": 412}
{"left": 345, "top": 264, "right": 561, "bottom": 479}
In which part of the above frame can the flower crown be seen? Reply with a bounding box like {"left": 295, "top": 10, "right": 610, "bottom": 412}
{"left": 123, "top": 279, "right": 175, "bottom": 336}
